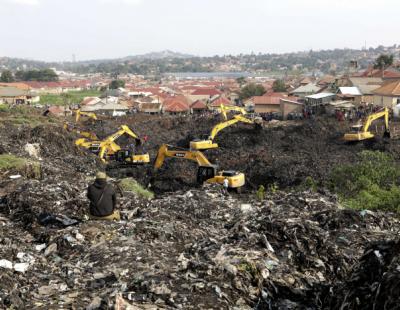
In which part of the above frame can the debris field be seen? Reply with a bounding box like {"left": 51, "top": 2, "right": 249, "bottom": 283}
{"left": 0, "top": 112, "right": 399, "bottom": 309}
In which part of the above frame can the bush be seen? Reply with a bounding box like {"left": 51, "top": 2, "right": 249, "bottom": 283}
{"left": 118, "top": 178, "right": 154, "bottom": 199}
{"left": 330, "top": 151, "right": 400, "bottom": 212}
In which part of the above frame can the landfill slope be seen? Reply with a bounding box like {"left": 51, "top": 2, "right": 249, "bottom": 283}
{"left": 0, "top": 115, "right": 399, "bottom": 308}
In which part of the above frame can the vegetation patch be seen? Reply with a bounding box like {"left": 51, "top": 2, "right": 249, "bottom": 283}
{"left": 39, "top": 90, "right": 102, "bottom": 106}
{"left": 0, "top": 154, "right": 41, "bottom": 178}
{"left": 118, "top": 178, "right": 154, "bottom": 199}
{"left": 330, "top": 150, "right": 400, "bottom": 213}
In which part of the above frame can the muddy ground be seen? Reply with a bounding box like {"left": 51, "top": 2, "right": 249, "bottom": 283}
{"left": 0, "top": 110, "right": 399, "bottom": 309}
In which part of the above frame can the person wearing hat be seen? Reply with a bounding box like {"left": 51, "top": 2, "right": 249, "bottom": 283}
{"left": 87, "top": 172, "right": 120, "bottom": 221}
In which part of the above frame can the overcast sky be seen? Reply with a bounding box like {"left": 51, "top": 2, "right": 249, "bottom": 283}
{"left": 1, "top": 0, "right": 399, "bottom": 61}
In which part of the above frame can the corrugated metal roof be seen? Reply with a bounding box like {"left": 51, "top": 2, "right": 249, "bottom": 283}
{"left": 338, "top": 87, "right": 362, "bottom": 96}
{"left": 306, "top": 92, "right": 335, "bottom": 99}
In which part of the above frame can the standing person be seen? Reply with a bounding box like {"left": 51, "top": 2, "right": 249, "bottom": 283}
{"left": 87, "top": 172, "right": 120, "bottom": 221}
{"left": 223, "top": 178, "right": 229, "bottom": 195}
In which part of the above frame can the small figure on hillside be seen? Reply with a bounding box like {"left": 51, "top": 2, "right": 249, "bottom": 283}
{"left": 87, "top": 172, "right": 120, "bottom": 221}
{"left": 223, "top": 178, "right": 229, "bottom": 195}
{"left": 256, "top": 185, "right": 265, "bottom": 201}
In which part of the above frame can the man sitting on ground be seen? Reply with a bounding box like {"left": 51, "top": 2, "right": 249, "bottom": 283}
{"left": 87, "top": 172, "right": 120, "bottom": 221}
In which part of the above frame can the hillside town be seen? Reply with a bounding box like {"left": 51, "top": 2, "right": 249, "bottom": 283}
{"left": 1, "top": 54, "right": 400, "bottom": 122}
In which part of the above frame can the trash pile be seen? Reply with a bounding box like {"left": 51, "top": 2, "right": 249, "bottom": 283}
{"left": 1, "top": 114, "right": 400, "bottom": 308}
{"left": 1, "top": 182, "right": 399, "bottom": 308}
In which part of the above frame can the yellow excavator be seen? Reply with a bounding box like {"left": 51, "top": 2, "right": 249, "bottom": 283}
{"left": 63, "top": 109, "right": 99, "bottom": 140}
{"left": 76, "top": 125, "right": 150, "bottom": 165}
{"left": 344, "top": 108, "right": 390, "bottom": 141}
{"left": 154, "top": 144, "right": 245, "bottom": 190}
{"left": 190, "top": 114, "right": 255, "bottom": 150}
{"left": 218, "top": 104, "right": 247, "bottom": 121}
{"left": 74, "top": 109, "right": 98, "bottom": 123}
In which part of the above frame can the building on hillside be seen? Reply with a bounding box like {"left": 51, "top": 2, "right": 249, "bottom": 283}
{"left": 190, "top": 100, "right": 208, "bottom": 114}
{"left": 81, "top": 97, "right": 101, "bottom": 106}
{"left": 139, "top": 102, "right": 162, "bottom": 114}
{"left": 335, "top": 77, "right": 383, "bottom": 103}
{"left": 97, "top": 102, "right": 129, "bottom": 116}
{"left": 337, "top": 87, "right": 362, "bottom": 103}
{"left": 253, "top": 96, "right": 280, "bottom": 114}
{"left": 0, "top": 86, "right": 40, "bottom": 104}
{"left": 290, "top": 83, "right": 321, "bottom": 99}
{"left": 280, "top": 99, "right": 303, "bottom": 120}
{"left": 188, "top": 88, "right": 222, "bottom": 102}
{"left": 305, "top": 92, "right": 336, "bottom": 106}
{"left": 209, "top": 96, "right": 233, "bottom": 109}
{"left": 163, "top": 96, "right": 190, "bottom": 114}
{"left": 372, "top": 80, "right": 400, "bottom": 108}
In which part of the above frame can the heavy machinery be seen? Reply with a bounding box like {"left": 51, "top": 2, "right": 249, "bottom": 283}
{"left": 76, "top": 125, "right": 150, "bottom": 165}
{"left": 190, "top": 114, "right": 256, "bottom": 150}
{"left": 344, "top": 108, "right": 390, "bottom": 141}
{"left": 63, "top": 122, "right": 98, "bottom": 140}
{"left": 63, "top": 110, "right": 98, "bottom": 139}
{"left": 154, "top": 144, "right": 245, "bottom": 189}
{"left": 218, "top": 104, "right": 247, "bottom": 120}
{"left": 74, "top": 109, "right": 98, "bottom": 123}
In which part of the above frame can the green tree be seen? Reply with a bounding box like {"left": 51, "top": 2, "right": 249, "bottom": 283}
{"left": 109, "top": 79, "right": 125, "bottom": 89}
{"left": 0, "top": 70, "right": 15, "bottom": 82}
{"left": 272, "top": 79, "right": 286, "bottom": 92}
{"left": 239, "top": 83, "right": 265, "bottom": 100}
{"left": 330, "top": 151, "right": 400, "bottom": 213}
{"left": 373, "top": 54, "right": 394, "bottom": 70}
{"left": 236, "top": 77, "right": 246, "bottom": 86}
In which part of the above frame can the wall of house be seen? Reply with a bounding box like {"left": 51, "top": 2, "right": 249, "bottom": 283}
{"left": 373, "top": 95, "right": 397, "bottom": 108}
{"left": 254, "top": 104, "right": 280, "bottom": 114}
{"left": 280, "top": 102, "right": 303, "bottom": 120}
{"left": 188, "top": 94, "right": 210, "bottom": 103}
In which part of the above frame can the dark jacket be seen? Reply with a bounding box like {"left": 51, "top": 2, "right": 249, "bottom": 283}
{"left": 87, "top": 179, "right": 117, "bottom": 217}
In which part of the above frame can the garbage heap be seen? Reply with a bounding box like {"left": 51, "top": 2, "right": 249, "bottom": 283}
{"left": 1, "top": 182, "right": 399, "bottom": 309}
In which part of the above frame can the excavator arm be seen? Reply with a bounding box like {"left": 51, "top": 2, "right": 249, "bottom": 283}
{"left": 218, "top": 104, "right": 247, "bottom": 120}
{"left": 362, "top": 108, "right": 389, "bottom": 133}
{"left": 75, "top": 109, "right": 98, "bottom": 123}
{"left": 190, "top": 114, "right": 255, "bottom": 150}
{"left": 154, "top": 144, "right": 212, "bottom": 169}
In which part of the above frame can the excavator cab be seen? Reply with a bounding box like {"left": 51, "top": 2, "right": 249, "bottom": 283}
{"left": 197, "top": 165, "right": 218, "bottom": 183}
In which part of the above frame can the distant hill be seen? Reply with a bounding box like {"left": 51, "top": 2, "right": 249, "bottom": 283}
{"left": 1, "top": 45, "right": 399, "bottom": 75}
{"left": 123, "top": 50, "right": 195, "bottom": 60}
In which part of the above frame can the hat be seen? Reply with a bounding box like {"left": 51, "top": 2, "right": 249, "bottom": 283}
{"left": 96, "top": 171, "right": 107, "bottom": 179}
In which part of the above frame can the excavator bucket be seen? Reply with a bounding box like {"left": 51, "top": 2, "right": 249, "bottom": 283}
{"left": 383, "top": 130, "right": 391, "bottom": 139}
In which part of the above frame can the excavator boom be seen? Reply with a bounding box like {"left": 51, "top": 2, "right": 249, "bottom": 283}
{"left": 190, "top": 114, "right": 255, "bottom": 150}
{"left": 154, "top": 144, "right": 245, "bottom": 189}
{"left": 218, "top": 104, "right": 247, "bottom": 120}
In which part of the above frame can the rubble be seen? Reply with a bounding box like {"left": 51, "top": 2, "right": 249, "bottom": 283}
{"left": 0, "top": 113, "right": 400, "bottom": 308}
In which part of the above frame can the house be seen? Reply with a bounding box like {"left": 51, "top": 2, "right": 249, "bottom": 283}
{"left": 337, "top": 87, "right": 362, "bottom": 103}
{"left": 188, "top": 88, "right": 222, "bottom": 102}
{"left": 190, "top": 100, "right": 208, "bottom": 114}
{"left": 209, "top": 96, "right": 233, "bottom": 108}
{"left": 305, "top": 92, "right": 336, "bottom": 107}
{"left": 291, "top": 83, "right": 321, "bottom": 99}
{"left": 97, "top": 102, "right": 129, "bottom": 116}
{"left": 47, "top": 105, "right": 69, "bottom": 117}
{"left": 280, "top": 99, "right": 303, "bottom": 120}
{"left": 299, "top": 77, "right": 314, "bottom": 86}
{"left": 336, "top": 77, "right": 383, "bottom": 103}
{"left": 372, "top": 80, "right": 400, "bottom": 108}
{"left": 163, "top": 96, "right": 190, "bottom": 114}
{"left": 139, "top": 102, "right": 162, "bottom": 114}
{"left": 81, "top": 97, "right": 101, "bottom": 106}
{"left": 0, "top": 86, "right": 40, "bottom": 104}
{"left": 252, "top": 94, "right": 295, "bottom": 114}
